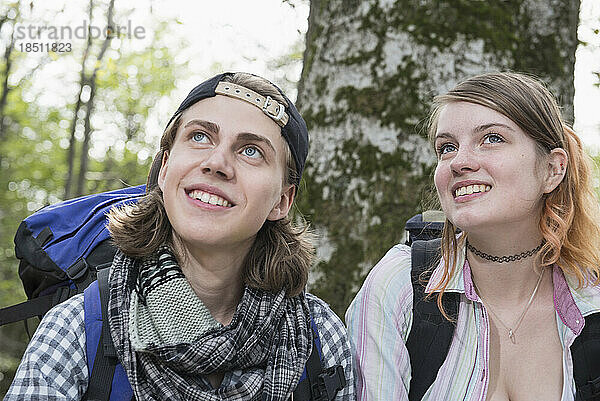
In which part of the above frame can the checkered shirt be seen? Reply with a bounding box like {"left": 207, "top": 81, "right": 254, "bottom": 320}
{"left": 4, "top": 293, "right": 355, "bottom": 400}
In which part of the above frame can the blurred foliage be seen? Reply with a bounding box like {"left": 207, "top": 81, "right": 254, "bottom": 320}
{"left": 267, "top": 37, "right": 305, "bottom": 99}
{"left": 0, "top": 1, "right": 187, "bottom": 394}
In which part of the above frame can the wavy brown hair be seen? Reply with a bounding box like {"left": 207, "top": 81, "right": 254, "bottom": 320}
{"left": 426, "top": 72, "right": 600, "bottom": 318}
{"left": 108, "top": 73, "right": 313, "bottom": 297}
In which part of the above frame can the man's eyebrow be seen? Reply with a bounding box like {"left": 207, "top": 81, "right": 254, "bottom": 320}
{"left": 183, "top": 119, "right": 219, "bottom": 132}
{"left": 236, "top": 132, "right": 276, "bottom": 154}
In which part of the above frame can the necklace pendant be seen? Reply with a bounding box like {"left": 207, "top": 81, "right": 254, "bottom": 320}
{"left": 508, "top": 329, "right": 515, "bottom": 343}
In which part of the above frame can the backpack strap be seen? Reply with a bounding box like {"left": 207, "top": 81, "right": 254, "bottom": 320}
{"left": 83, "top": 268, "right": 133, "bottom": 401}
{"left": 292, "top": 317, "right": 347, "bottom": 401}
{"left": 67, "top": 240, "right": 117, "bottom": 293}
{"left": 82, "top": 272, "right": 344, "bottom": 401}
{"left": 572, "top": 312, "right": 600, "bottom": 401}
{"left": 0, "top": 287, "right": 78, "bottom": 326}
{"left": 0, "top": 240, "right": 116, "bottom": 327}
{"left": 406, "top": 238, "right": 459, "bottom": 401}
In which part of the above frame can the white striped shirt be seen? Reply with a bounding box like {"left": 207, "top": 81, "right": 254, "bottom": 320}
{"left": 345, "top": 242, "right": 600, "bottom": 400}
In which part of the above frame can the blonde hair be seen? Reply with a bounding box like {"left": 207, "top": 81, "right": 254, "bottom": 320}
{"left": 108, "top": 73, "right": 313, "bottom": 297}
{"left": 426, "top": 72, "right": 600, "bottom": 317}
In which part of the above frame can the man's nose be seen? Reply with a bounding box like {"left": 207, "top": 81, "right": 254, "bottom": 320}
{"left": 199, "top": 146, "right": 234, "bottom": 180}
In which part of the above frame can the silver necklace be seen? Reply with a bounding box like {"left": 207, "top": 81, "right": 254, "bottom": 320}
{"left": 466, "top": 240, "right": 544, "bottom": 263}
{"left": 473, "top": 268, "right": 544, "bottom": 344}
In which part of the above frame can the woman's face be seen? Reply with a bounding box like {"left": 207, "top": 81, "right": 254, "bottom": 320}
{"left": 433, "top": 101, "right": 559, "bottom": 236}
{"left": 158, "top": 94, "right": 294, "bottom": 253}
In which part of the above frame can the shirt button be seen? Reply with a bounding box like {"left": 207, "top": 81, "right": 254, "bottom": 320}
{"left": 576, "top": 319, "right": 580, "bottom": 324}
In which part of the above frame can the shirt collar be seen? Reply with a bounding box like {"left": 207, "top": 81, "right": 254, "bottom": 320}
{"left": 424, "top": 238, "right": 600, "bottom": 335}
{"left": 558, "top": 270, "right": 600, "bottom": 334}
{"left": 425, "top": 237, "right": 467, "bottom": 296}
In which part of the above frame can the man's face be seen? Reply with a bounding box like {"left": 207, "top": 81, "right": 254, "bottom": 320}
{"left": 158, "top": 95, "right": 294, "bottom": 255}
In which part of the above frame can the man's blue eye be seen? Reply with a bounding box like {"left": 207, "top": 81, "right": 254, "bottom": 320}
{"left": 242, "top": 146, "right": 261, "bottom": 158}
{"left": 192, "top": 132, "right": 208, "bottom": 142}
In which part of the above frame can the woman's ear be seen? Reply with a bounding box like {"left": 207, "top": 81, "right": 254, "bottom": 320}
{"left": 157, "top": 151, "right": 170, "bottom": 191}
{"left": 543, "top": 148, "right": 568, "bottom": 194}
{"left": 267, "top": 185, "right": 296, "bottom": 221}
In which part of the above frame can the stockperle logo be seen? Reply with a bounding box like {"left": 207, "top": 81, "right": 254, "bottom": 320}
{"left": 15, "top": 20, "right": 146, "bottom": 41}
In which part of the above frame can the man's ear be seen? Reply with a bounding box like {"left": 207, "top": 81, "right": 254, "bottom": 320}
{"left": 543, "top": 148, "right": 568, "bottom": 194}
{"left": 267, "top": 185, "right": 296, "bottom": 221}
{"left": 157, "top": 151, "right": 170, "bottom": 192}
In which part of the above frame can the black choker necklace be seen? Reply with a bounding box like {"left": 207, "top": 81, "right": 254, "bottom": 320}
{"left": 466, "top": 240, "right": 544, "bottom": 263}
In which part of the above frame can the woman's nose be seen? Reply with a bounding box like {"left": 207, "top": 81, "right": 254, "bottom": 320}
{"left": 449, "top": 146, "right": 480, "bottom": 175}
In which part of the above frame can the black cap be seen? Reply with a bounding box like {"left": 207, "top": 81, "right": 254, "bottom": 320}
{"left": 151, "top": 72, "right": 309, "bottom": 187}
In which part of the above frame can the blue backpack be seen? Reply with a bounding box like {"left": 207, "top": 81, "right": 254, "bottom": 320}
{"left": 0, "top": 186, "right": 346, "bottom": 401}
{"left": 2, "top": 185, "right": 146, "bottom": 325}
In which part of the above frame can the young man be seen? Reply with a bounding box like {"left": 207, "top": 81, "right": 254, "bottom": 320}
{"left": 6, "top": 72, "right": 355, "bottom": 400}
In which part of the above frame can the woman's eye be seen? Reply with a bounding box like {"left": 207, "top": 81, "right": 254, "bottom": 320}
{"left": 483, "top": 133, "right": 504, "bottom": 144}
{"left": 242, "top": 146, "right": 262, "bottom": 159}
{"left": 192, "top": 132, "right": 209, "bottom": 143}
{"left": 437, "top": 143, "right": 457, "bottom": 156}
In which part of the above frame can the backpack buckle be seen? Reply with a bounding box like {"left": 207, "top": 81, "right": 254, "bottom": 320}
{"left": 66, "top": 258, "right": 89, "bottom": 281}
{"left": 311, "top": 365, "right": 346, "bottom": 401}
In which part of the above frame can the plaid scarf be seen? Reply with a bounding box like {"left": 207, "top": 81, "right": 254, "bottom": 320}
{"left": 107, "top": 247, "right": 312, "bottom": 400}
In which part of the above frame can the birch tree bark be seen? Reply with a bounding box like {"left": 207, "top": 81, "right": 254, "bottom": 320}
{"left": 297, "top": 0, "right": 580, "bottom": 315}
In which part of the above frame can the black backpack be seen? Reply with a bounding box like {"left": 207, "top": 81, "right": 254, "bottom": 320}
{"left": 408, "top": 234, "right": 600, "bottom": 401}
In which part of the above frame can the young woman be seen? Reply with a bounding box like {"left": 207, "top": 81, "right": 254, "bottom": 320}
{"left": 6, "top": 72, "right": 355, "bottom": 400}
{"left": 346, "top": 72, "right": 600, "bottom": 400}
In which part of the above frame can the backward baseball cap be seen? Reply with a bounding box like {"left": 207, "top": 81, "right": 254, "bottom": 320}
{"left": 147, "top": 72, "right": 309, "bottom": 189}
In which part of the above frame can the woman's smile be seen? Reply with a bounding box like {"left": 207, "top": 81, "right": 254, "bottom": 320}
{"left": 452, "top": 181, "right": 492, "bottom": 200}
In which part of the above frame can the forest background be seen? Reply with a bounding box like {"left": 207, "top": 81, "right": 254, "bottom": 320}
{"left": 0, "top": 0, "right": 599, "bottom": 394}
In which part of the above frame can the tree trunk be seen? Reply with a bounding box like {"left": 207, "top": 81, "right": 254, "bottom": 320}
{"left": 74, "top": 0, "right": 115, "bottom": 197}
{"left": 297, "top": 0, "right": 580, "bottom": 316}
{"left": 64, "top": 0, "right": 95, "bottom": 199}
{"left": 75, "top": 80, "right": 97, "bottom": 197}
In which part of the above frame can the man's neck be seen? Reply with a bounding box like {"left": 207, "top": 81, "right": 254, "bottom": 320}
{"left": 173, "top": 238, "right": 250, "bottom": 325}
